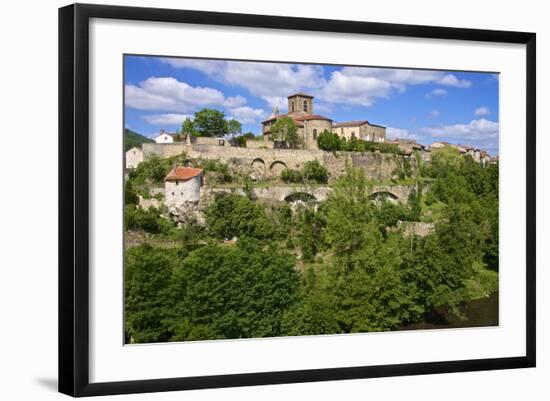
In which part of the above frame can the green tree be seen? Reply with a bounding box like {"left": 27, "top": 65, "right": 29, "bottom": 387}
{"left": 226, "top": 118, "right": 242, "bottom": 137}
{"left": 180, "top": 117, "right": 197, "bottom": 137}
{"left": 170, "top": 240, "right": 300, "bottom": 340}
{"left": 125, "top": 245, "right": 175, "bottom": 343}
{"left": 192, "top": 109, "right": 228, "bottom": 137}
{"left": 271, "top": 117, "right": 302, "bottom": 148}
{"left": 205, "top": 193, "right": 277, "bottom": 240}
{"left": 317, "top": 130, "right": 341, "bottom": 151}
{"left": 302, "top": 160, "right": 328, "bottom": 184}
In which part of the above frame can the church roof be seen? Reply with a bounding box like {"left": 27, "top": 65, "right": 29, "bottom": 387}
{"left": 333, "top": 120, "right": 370, "bottom": 128}
{"left": 262, "top": 113, "right": 331, "bottom": 125}
{"left": 294, "top": 114, "right": 332, "bottom": 122}
{"left": 287, "top": 92, "right": 314, "bottom": 98}
{"left": 164, "top": 166, "right": 203, "bottom": 181}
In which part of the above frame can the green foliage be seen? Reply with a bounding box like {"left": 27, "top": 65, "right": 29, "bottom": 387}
{"left": 169, "top": 240, "right": 300, "bottom": 340}
{"left": 226, "top": 118, "right": 242, "bottom": 137}
{"left": 316, "top": 129, "right": 401, "bottom": 154}
{"left": 125, "top": 205, "right": 174, "bottom": 234}
{"left": 205, "top": 194, "right": 278, "bottom": 240}
{"left": 316, "top": 130, "right": 341, "bottom": 151}
{"left": 125, "top": 181, "right": 139, "bottom": 205}
{"left": 281, "top": 168, "right": 303, "bottom": 183}
{"left": 192, "top": 109, "right": 228, "bottom": 137}
{"left": 125, "top": 245, "right": 175, "bottom": 343}
{"left": 181, "top": 117, "right": 197, "bottom": 137}
{"left": 280, "top": 160, "right": 328, "bottom": 184}
{"left": 124, "top": 128, "right": 153, "bottom": 152}
{"left": 128, "top": 154, "right": 174, "bottom": 184}
{"left": 125, "top": 144, "right": 499, "bottom": 341}
{"left": 295, "top": 206, "right": 326, "bottom": 262}
{"left": 233, "top": 132, "right": 256, "bottom": 147}
{"left": 303, "top": 160, "right": 328, "bottom": 184}
{"left": 271, "top": 117, "right": 302, "bottom": 149}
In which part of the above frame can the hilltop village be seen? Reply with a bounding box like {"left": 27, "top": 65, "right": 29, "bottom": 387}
{"left": 123, "top": 92, "right": 500, "bottom": 343}
{"left": 126, "top": 92, "right": 497, "bottom": 222}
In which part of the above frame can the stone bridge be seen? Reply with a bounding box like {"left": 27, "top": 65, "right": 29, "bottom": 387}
{"left": 201, "top": 184, "right": 414, "bottom": 204}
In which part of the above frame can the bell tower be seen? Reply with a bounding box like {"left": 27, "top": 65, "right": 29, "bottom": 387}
{"left": 287, "top": 93, "right": 314, "bottom": 115}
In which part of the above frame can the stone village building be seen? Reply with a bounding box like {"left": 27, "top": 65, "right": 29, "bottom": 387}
{"left": 164, "top": 166, "right": 204, "bottom": 207}
{"left": 261, "top": 93, "right": 387, "bottom": 150}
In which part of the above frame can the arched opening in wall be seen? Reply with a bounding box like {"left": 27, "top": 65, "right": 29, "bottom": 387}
{"left": 303, "top": 100, "right": 308, "bottom": 112}
{"left": 290, "top": 101, "right": 295, "bottom": 112}
{"left": 270, "top": 160, "right": 288, "bottom": 176}
{"left": 251, "top": 158, "right": 266, "bottom": 178}
{"left": 312, "top": 129, "right": 318, "bottom": 140}
{"left": 369, "top": 191, "right": 399, "bottom": 203}
{"left": 284, "top": 192, "right": 317, "bottom": 203}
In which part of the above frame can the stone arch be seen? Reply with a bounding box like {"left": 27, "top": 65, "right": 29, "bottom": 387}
{"left": 251, "top": 158, "right": 265, "bottom": 171}
{"left": 284, "top": 192, "right": 317, "bottom": 202}
{"left": 369, "top": 191, "right": 399, "bottom": 202}
{"left": 269, "top": 160, "right": 288, "bottom": 176}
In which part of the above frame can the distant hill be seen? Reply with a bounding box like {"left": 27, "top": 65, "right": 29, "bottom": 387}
{"left": 124, "top": 128, "right": 154, "bottom": 151}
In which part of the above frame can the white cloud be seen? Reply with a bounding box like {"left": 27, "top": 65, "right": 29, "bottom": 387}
{"left": 421, "top": 118, "right": 498, "bottom": 139}
{"left": 437, "top": 74, "right": 472, "bottom": 88}
{"left": 224, "top": 95, "right": 247, "bottom": 108}
{"left": 426, "top": 88, "right": 447, "bottom": 98}
{"left": 162, "top": 59, "right": 326, "bottom": 106}
{"left": 420, "top": 118, "right": 499, "bottom": 154}
{"left": 386, "top": 127, "right": 419, "bottom": 140}
{"left": 474, "top": 106, "right": 490, "bottom": 117}
{"left": 428, "top": 110, "right": 440, "bottom": 118}
{"left": 141, "top": 113, "right": 192, "bottom": 125}
{"left": 125, "top": 77, "right": 230, "bottom": 112}
{"left": 228, "top": 106, "right": 266, "bottom": 125}
{"left": 262, "top": 96, "right": 287, "bottom": 110}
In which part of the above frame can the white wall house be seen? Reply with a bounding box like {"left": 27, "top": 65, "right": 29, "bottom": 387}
{"left": 125, "top": 146, "right": 143, "bottom": 169}
{"left": 164, "top": 166, "right": 203, "bottom": 207}
{"left": 154, "top": 129, "right": 176, "bottom": 144}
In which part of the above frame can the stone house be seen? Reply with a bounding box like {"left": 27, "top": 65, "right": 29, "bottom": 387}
{"left": 125, "top": 146, "right": 143, "bottom": 169}
{"left": 261, "top": 93, "right": 386, "bottom": 150}
{"left": 164, "top": 166, "right": 203, "bottom": 207}
{"left": 154, "top": 129, "right": 177, "bottom": 144}
{"left": 262, "top": 93, "right": 332, "bottom": 150}
{"left": 332, "top": 120, "right": 386, "bottom": 142}
{"left": 458, "top": 144, "right": 481, "bottom": 161}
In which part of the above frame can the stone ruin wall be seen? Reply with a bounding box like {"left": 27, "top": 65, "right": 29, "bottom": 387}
{"left": 142, "top": 143, "right": 404, "bottom": 182}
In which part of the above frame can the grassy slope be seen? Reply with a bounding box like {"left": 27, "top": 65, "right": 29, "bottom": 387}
{"left": 124, "top": 128, "right": 154, "bottom": 151}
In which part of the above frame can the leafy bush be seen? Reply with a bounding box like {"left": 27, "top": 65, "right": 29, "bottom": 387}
{"left": 281, "top": 168, "right": 303, "bottom": 183}
{"left": 125, "top": 205, "right": 173, "bottom": 234}
{"left": 204, "top": 193, "right": 278, "bottom": 240}
{"left": 303, "top": 160, "right": 328, "bottom": 184}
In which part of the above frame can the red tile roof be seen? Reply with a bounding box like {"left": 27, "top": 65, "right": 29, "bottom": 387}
{"left": 294, "top": 114, "right": 332, "bottom": 122}
{"left": 165, "top": 166, "right": 203, "bottom": 181}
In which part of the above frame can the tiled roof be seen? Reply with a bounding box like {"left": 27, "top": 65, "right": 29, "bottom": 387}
{"left": 294, "top": 114, "right": 333, "bottom": 122}
{"left": 165, "top": 166, "right": 203, "bottom": 181}
{"left": 287, "top": 92, "right": 314, "bottom": 98}
{"left": 333, "top": 120, "right": 370, "bottom": 128}
{"left": 262, "top": 113, "right": 330, "bottom": 124}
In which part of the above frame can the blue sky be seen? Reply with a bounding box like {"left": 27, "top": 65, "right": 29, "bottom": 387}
{"left": 124, "top": 55, "right": 499, "bottom": 155}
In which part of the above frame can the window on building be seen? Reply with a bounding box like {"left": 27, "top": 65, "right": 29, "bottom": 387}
{"left": 171, "top": 192, "right": 174, "bottom": 196}
{"left": 341, "top": 128, "right": 344, "bottom": 134}
{"left": 290, "top": 101, "right": 294, "bottom": 112}
{"left": 303, "top": 100, "right": 308, "bottom": 112}
{"left": 313, "top": 129, "right": 317, "bottom": 140}
{"left": 175, "top": 180, "right": 179, "bottom": 185}
{"left": 219, "top": 139, "right": 225, "bottom": 146}
{"left": 351, "top": 132, "right": 356, "bottom": 138}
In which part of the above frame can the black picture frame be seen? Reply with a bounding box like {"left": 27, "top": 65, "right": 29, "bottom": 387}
{"left": 59, "top": 3, "right": 536, "bottom": 397}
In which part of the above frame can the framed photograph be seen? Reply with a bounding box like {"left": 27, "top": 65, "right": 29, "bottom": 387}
{"left": 58, "top": 3, "right": 536, "bottom": 397}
